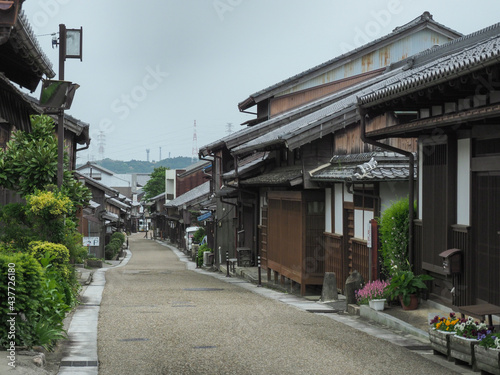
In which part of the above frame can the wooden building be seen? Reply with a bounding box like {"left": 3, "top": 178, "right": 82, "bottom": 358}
{"left": 200, "top": 12, "right": 462, "bottom": 294}
{"left": 358, "top": 22, "right": 500, "bottom": 308}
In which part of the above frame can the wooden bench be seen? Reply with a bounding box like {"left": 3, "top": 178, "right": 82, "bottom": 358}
{"left": 457, "top": 303, "right": 500, "bottom": 326}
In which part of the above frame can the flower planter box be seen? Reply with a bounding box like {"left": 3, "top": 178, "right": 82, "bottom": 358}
{"left": 449, "top": 335, "right": 479, "bottom": 369}
{"left": 429, "top": 328, "right": 455, "bottom": 360}
{"left": 369, "top": 299, "right": 386, "bottom": 311}
{"left": 474, "top": 346, "right": 500, "bottom": 375}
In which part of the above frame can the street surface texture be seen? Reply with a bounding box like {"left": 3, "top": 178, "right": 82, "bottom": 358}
{"left": 97, "top": 234, "right": 456, "bottom": 375}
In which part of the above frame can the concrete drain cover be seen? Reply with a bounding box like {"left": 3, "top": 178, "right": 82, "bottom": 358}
{"left": 183, "top": 288, "right": 223, "bottom": 291}
{"left": 119, "top": 338, "right": 149, "bottom": 342}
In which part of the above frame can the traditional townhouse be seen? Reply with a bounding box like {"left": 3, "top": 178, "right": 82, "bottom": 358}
{"left": 200, "top": 12, "right": 463, "bottom": 295}
{"left": 164, "top": 160, "right": 212, "bottom": 247}
{"left": 74, "top": 171, "right": 121, "bottom": 258}
{"left": 358, "top": 22, "right": 500, "bottom": 310}
{"left": 164, "top": 181, "right": 211, "bottom": 250}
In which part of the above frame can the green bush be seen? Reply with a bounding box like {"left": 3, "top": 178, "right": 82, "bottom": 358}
{"left": 0, "top": 252, "right": 43, "bottom": 348}
{"left": 28, "top": 241, "right": 69, "bottom": 265}
{"left": 64, "top": 231, "right": 88, "bottom": 264}
{"left": 193, "top": 227, "right": 205, "bottom": 244}
{"left": 379, "top": 197, "right": 416, "bottom": 278}
{"left": 104, "top": 243, "right": 118, "bottom": 260}
{"left": 0, "top": 203, "right": 37, "bottom": 251}
{"left": 197, "top": 244, "right": 212, "bottom": 267}
{"left": 111, "top": 231, "right": 126, "bottom": 244}
{"left": 104, "top": 233, "right": 125, "bottom": 260}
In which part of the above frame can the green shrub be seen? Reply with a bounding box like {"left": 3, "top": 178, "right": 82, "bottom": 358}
{"left": 105, "top": 244, "right": 117, "bottom": 260}
{"left": 0, "top": 203, "right": 37, "bottom": 251}
{"left": 0, "top": 252, "right": 43, "bottom": 348}
{"left": 64, "top": 231, "right": 88, "bottom": 264}
{"left": 379, "top": 197, "right": 416, "bottom": 278}
{"left": 197, "top": 244, "right": 212, "bottom": 267}
{"left": 193, "top": 227, "right": 205, "bottom": 244}
{"left": 111, "top": 231, "right": 125, "bottom": 244}
{"left": 105, "top": 232, "right": 126, "bottom": 260}
{"left": 28, "top": 241, "right": 69, "bottom": 265}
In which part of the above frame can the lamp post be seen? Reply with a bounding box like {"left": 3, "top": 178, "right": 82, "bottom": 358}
{"left": 39, "top": 24, "right": 82, "bottom": 187}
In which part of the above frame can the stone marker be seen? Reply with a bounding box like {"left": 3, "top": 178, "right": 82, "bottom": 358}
{"left": 345, "top": 270, "right": 364, "bottom": 305}
{"left": 320, "top": 272, "right": 338, "bottom": 302}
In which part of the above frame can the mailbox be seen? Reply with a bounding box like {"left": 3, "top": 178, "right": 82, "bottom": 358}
{"left": 439, "top": 248, "right": 462, "bottom": 275}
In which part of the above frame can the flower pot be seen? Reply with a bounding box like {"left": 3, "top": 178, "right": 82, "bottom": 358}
{"left": 474, "top": 346, "right": 500, "bottom": 375}
{"left": 429, "top": 328, "right": 456, "bottom": 360}
{"left": 369, "top": 299, "right": 386, "bottom": 311}
{"left": 449, "top": 334, "right": 479, "bottom": 369}
{"left": 400, "top": 294, "right": 418, "bottom": 310}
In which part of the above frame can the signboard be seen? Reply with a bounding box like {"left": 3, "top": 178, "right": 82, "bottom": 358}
{"left": 83, "top": 237, "right": 99, "bottom": 247}
{"left": 197, "top": 211, "right": 212, "bottom": 221}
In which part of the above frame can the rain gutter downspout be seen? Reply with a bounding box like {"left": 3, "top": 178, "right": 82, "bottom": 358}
{"left": 358, "top": 105, "right": 415, "bottom": 268}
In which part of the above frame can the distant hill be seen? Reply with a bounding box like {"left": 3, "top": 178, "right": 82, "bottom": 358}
{"left": 77, "top": 157, "right": 195, "bottom": 174}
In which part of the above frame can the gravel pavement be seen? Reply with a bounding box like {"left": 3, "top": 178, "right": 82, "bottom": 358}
{"left": 97, "top": 234, "right": 458, "bottom": 375}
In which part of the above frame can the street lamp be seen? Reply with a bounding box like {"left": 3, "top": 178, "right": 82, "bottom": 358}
{"left": 38, "top": 24, "right": 83, "bottom": 187}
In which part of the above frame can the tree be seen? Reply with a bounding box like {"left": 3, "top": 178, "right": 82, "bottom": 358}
{"left": 143, "top": 166, "right": 168, "bottom": 200}
{"left": 0, "top": 115, "right": 91, "bottom": 208}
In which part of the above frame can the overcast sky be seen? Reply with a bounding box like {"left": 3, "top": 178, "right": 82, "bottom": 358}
{"left": 21, "top": 0, "right": 500, "bottom": 163}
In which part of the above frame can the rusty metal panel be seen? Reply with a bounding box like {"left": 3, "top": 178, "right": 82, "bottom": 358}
{"left": 277, "top": 30, "right": 454, "bottom": 97}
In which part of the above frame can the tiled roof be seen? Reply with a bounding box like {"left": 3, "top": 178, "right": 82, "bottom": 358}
{"left": 232, "top": 68, "right": 405, "bottom": 155}
{"left": 164, "top": 181, "right": 210, "bottom": 208}
{"left": 310, "top": 152, "right": 416, "bottom": 182}
{"left": 234, "top": 22, "right": 500, "bottom": 155}
{"left": 359, "top": 23, "right": 500, "bottom": 106}
{"left": 223, "top": 151, "right": 269, "bottom": 179}
{"left": 238, "top": 12, "right": 461, "bottom": 111}
{"left": 240, "top": 165, "right": 303, "bottom": 186}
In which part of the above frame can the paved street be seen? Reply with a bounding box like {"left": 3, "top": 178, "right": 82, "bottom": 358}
{"left": 97, "top": 234, "right": 456, "bottom": 375}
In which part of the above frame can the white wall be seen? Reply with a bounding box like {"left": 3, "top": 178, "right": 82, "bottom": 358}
{"left": 334, "top": 183, "right": 343, "bottom": 234}
{"left": 165, "top": 169, "right": 177, "bottom": 202}
{"left": 457, "top": 139, "right": 470, "bottom": 225}
{"left": 354, "top": 209, "right": 374, "bottom": 240}
{"left": 325, "top": 188, "right": 332, "bottom": 233}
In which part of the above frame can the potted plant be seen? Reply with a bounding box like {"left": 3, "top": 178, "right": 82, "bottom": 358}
{"left": 450, "top": 317, "right": 489, "bottom": 368}
{"left": 429, "top": 313, "right": 460, "bottom": 359}
{"left": 355, "top": 279, "right": 389, "bottom": 311}
{"left": 475, "top": 332, "right": 500, "bottom": 374}
{"left": 384, "top": 269, "right": 433, "bottom": 310}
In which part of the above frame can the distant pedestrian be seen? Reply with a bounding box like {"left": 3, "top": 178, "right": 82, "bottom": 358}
{"left": 144, "top": 230, "right": 148, "bottom": 239}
